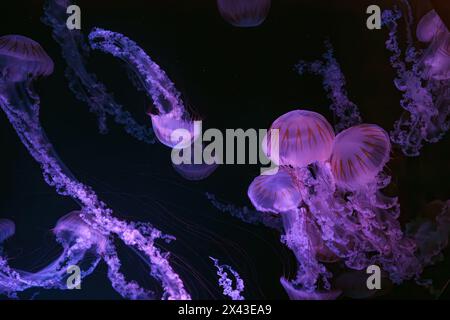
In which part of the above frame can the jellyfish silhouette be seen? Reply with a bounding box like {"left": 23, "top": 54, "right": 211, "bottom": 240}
{"left": 382, "top": 3, "right": 449, "bottom": 156}
{"left": 0, "top": 34, "right": 189, "bottom": 299}
{"left": 41, "top": 0, "right": 155, "bottom": 143}
{"left": 217, "top": 0, "right": 271, "bottom": 28}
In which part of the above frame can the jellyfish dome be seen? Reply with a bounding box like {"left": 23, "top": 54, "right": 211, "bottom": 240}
{"left": 217, "top": 0, "right": 271, "bottom": 28}
{"left": 416, "top": 10, "right": 446, "bottom": 43}
{"left": 0, "top": 35, "right": 54, "bottom": 82}
{"left": 53, "top": 211, "right": 108, "bottom": 253}
{"left": 247, "top": 167, "right": 300, "bottom": 213}
{"left": 264, "top": 110, "right": 335, "bottom": 168}
{"left": 150, "top": 113, "right": 198, "bottom": 149}
{"left": 0, "top": 219, "right": 15, "bottom": 243}
{"left": 330, "top": 124, "right": 390, "bottom": 189}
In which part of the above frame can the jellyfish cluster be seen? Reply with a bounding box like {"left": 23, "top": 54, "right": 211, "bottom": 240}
{"left": 1, "top": 0, "right": 449, "bottom": 300}
{"left": 382, "top": 2, "right": 450, "bottom": 156}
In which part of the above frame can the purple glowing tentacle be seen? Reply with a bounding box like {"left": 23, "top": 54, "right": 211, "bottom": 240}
{"left": 205, "top": 193, "right": 282, "bottom": 231}
{"left": 210, "top": 257, "right": 245, "bottom": 300}
{"left": 280, "top": 207, "right": 332, "bottom": 293}
{"left": 103, "top": 241, "right": 154, "bottom": 300}
{"left": 0, "top": 87, "right": 190, "bottom": 300}
{"left": 297, "top": 163, "right": 422, "bottom": 283}
{"left": 88, "top": 28, "right": 197, "bottom": 149}
{"left": 382, "top": 8, "right": 449, "bottom": 156}
{"left": 41, "top": 0, "right": 155, "bottom": 143}
{"left": 296, "top": 42, "right": 362, "bottom": 132}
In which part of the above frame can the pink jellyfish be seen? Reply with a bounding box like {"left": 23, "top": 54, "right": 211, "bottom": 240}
{"left": 247, "top": 109, "right": 439, "bottom": 299}
{"left": 417, "top": 10, "right": 450, "bottom": 80}
{"left": 330, "top": 124, "right": 391, "bottom": 189}
{"left": 0, "top": 35, "right": 190, "bottom": 299}
{"left": 88, "top": 28, "right": 218, "bottom": 180}
{"left": 217, "top": 0, "right": 271, "bottom": 27}
{"left": 263, "top": 110, "right": 335, "bottom": 168}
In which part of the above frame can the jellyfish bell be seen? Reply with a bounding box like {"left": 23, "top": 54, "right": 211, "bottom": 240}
{"left": 0, "top": 35, "right": 54, "bottom": 83}
{"left": 0, "top": 219, "right": 15, "bottom": 243}
{"left": 330, "top": 124, "right": 391, "bottom": 189}
{"left": 247, "top": 167, "right": 301, "bottom": 213}
{"left": 172, "top": 143, "right": 219, "bottom": 181}
{"left": 416, "top": 10, "right": 447, "bottom": 43}
{"left": 217, "top": 0, "right": 271, "bottom": 28}
{"left": 149, "top": 112, "right": 198, "bottom": 149}
{"left": 53, "top": 211, "right": 107, "bottom": 254}
{"left": 263, "top": 110, "right": 335, "bottom": 168}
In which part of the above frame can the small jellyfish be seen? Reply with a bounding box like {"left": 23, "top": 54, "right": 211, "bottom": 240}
{"left": 247, "top": 167, "right": 301, "bottom": 213}
{"left": 330, "top": 124, "right": 391, "bottom": 189}
{"left": 416, "top": 9, "right": 446, "bottom": 43}
{"left": 216, "top": 0, "right": 271, "bottom": 28}
{"left": 263, "top": 110, "right": 335, "bottom": 168}
{"left": 417, "top": 10, "right": 450, "bottom": 81}
{"left": 172, "top": 143, "right": 219, "bottom": 181}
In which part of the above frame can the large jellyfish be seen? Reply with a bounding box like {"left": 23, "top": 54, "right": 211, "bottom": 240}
{"left": 210, "top": 109, "right": 449, "bottom": 299}
{"left": 216, "top": 0, "right": 271, "bottom": 28}
{"left": 382, "top": 3, "right": 450, "bottom": 156}
{"left": 296, "top": 42, "right": 362, "bottom": 132}
{"left": 87, "top": 28, "right": 218, "bottom": 180}
{"left": 41, "top": 0, "right": 155, "bottom": 143}
{"left": 0, "top": 34, "right": 189, "bottom": 299}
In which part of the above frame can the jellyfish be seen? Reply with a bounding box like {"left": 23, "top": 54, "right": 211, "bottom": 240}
{"left": 296, "top": 41, "right": 362, "bottom": 132}
{"left": 88, "top": 28, "right": 218, "bottom": 179}
{"left": 88, "top": 28, "right": 197, "bottom": 148}
{"left": 213, "top": 109, "right": 445, "bottom": 299}
{"left": 263, "top": 110, "right": 335, "bottom": 168}
{"left": 0, "top": 34, "right": 189, "bottom": 299}
{"left": 0, "top": 212, "right": 103, "bottom": 298}
{"left": 210, "top": 257, "right": 245, "bottom": 300}
{"left": 416, "top": 10, "right": 450, "bottom": 80}
{"left": 382, "top": 4, "right": 450, "bottom": 156}
{"left": 216, "top": 0, "right": 271, "bottom": 28}
{"left": 41, "top": 0, "right": 155, "bottom": 143}
{"left": 173, "top": 157, "right": 219, "bottom": 181}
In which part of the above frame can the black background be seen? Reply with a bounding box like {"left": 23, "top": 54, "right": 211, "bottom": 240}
{"left": 0, "top": 0, "right": 449, "bottom": 299}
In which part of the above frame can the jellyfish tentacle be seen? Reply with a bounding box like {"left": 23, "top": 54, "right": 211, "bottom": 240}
{"left": 0, "top": 35, "right": 190, "bottom": 300}
{"left": 296, "top": 41, "right": 362, "bottom": 132}
{"left": 41, "top": 0, "right": 155, "bottom": 143}
{"left": 210, "top": 257, "right": 245, "bottom": 300}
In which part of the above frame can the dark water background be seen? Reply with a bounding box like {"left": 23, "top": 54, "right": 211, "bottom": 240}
{"left": 0, "top": 0, "right": 449, "bottom": 299}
